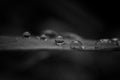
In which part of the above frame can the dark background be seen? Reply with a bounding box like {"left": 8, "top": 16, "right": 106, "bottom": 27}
{"left": 0, "top": 0, "right": 120, "bottom": 39}
{"left": 1, "top": 50, "right": 120, "bottom": 80}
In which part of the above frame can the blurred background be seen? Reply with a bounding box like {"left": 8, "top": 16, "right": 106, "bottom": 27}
{"left": 0, "top": 1, "right": 120, "bottom": 80}
{"left": 0, "top": 0, "right": 120, "bottom": 39}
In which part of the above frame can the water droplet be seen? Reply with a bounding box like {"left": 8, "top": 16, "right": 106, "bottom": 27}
{"left": 112, "top": 38, "right": 119, "bottom": 41}
{"left": 40, "top": 34, "right": 48, "bottom": 41}
{"left": 23, "top": 31, "right": 31, "bottom": 38}
{"left": 55, "top": 36, "right": 65, "bottom": 46}
{"left": 111, "top": 38, "right": 119, "bottom": 46}
{"left": 70, "top": 40, "right": 84, "bottom": 50}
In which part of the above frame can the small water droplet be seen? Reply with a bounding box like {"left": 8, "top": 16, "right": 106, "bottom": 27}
{"left": 112, "top": 38, "right": 119, "bottom": 41}
{"left": 70, "top": 40, "right": 83, "bottom": 50}
{"left": 55, "top": 36, "right": 65, "bottom": 46}
{"left": 23, "top": 31, "right": 31, "bottom": 38}
{"left": 40, "top": 34, "right": 48, "bottom": 41}
{"left": 111, "top": 38, "right": 119, "bottom": 46}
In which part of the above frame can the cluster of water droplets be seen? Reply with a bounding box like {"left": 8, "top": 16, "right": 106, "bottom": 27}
{"left": 22, "top": 31, "right": 84, "bottom": 50}
{"left": 95, "top": 38, "right": 120, "bottom": 49}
